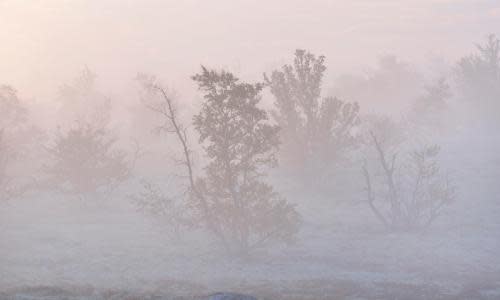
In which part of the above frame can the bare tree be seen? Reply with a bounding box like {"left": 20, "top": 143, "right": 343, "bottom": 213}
{"left": 130, "top": 178, "right": 190, "bottom": 239}
{"left": 137, "top": 74, "right": 196, "bottom": 191}
{"left": 363, "top": 132, "right": 455, "bottom": 231}
{"left": 135, "top": 74, "right": 204, "bottom": 238}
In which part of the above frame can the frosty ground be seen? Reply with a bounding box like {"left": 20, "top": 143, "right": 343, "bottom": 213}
{"left": 1, "top": 195, "right": 499, "bottom": 299}
{"left": 1, "top": 132, "right": 500, "bottom": 300}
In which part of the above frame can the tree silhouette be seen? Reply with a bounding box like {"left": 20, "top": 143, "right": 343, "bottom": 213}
{"left": 0, "top": 85, "right": 38, "bottom": 201}
{"left": 45, "top": 122, "right": 135, "bottom": 201}
{"left": 192, "top": 67, "right": 301, "bottom": 255}
{"left": 455, "top": 34, "right": 500, "bottom": 123}
{"left": 265, "top": 50, "right": 360, "bottom": 176}
{"left": 45, "top": 69, "right": 136, "bottom": 201}
{"left": 137, "top": 70, "right": 301, "bottom": 255}
{"left": 363, "top": 133, "right": 454, "bottom": 231}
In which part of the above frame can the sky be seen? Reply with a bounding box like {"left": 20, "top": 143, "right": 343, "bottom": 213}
{"left": 1, "top": 0, "right": 499, "bottom": 103}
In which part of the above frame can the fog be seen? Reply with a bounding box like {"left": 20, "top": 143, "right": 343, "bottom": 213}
{"left": 1, "top": 1, "right": 500, "bottom": 299}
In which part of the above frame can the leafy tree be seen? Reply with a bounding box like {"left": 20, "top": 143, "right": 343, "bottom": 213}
{"left": 0, "top": 85, "right": 40, "bottom": 201}
{"left": 45, "top": 122, "right": 136, "bottom": 201}
{"left": 0, "top": 130, "right": 18, "bottom": 202}
{"left": 0, "top": 85, "right": 28, "bottom": 129}
{"left": 0, "top": 85, "right": 40, "bottom": 153}
{"left": 45, "top": 69, "right": 136, "bottom": 201}
{"left": 408, "top": 79, "right": 450, "bottom": 126}
{"left": 333, "top": 55, "right": 423, "bottom": 114}
{"left": 137, "top": 69, "right": 301, "bottom": 255}
{"left": 191, "top": 67, "right": 301, "bottom": 255}
{"left": 455, "top": 34, "right": 500, "bottom": 123}
{"left": 405, "top": 78, "right": 451, "bottom": 144}
{"left": 56, "top": 67, "right": 112, "bottom": 129}
{"left": 265, "top": 50, "right": 360, "bottom": 175}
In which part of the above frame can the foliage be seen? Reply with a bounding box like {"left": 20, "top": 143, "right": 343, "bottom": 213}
{"left": 0, "top": 130, "right": 19, "bottom": 202}
{"left": 0, "top": 85, "right": 28, "bottom": 129}
{"left": 404, "top": 78, "right": 452, "bottom": 144}
{"left": 0, "top": 85, "right": 38, "bottom": 201}
{"left": 265, "top": 49, "right": 360, "bottom": 174}
{"left": 409, "top": 79, "right": 450, "bottom": 126}
{"left": 455, "top": 34, "right": 500, "bottom": 122}
{"left": 45, "top": 122, "right": 135, "bottom": 200}
{"left": 191, "top": 67, "right": 301, "bottom": 255}
{"left": 333, "top": 55, "right": 422, "bottom": 115}
{"left": 57, "top": 67, "right": 112, "bottom": 129}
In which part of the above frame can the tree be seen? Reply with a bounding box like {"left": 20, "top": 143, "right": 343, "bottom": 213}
{"left": 192, "top": 67, "right": 301, "bottom": 255}
{"left": 130, "top": 178, "right": 190, "bottom": 239}
{"left": 362, "top": 132, "right": 455, "bottom": 231}
{"left": 405, "top": 78, "right": 451, "bottom": 143}
{"left": 333, "top": 55, "right": 423, "bottom": 114}
{"left": 455, "top": 34, "right": 500, "bottom": 123}
{"left": 134, "top": 74, "right": 196, "bottom": 237}
{"left": 0, "top": 130, "right": 19, "bottom": 202}
{"left": 0, "top": 85, "right": 39, "bottom": 201}
{"left": 0, "top": 85, "right": 28, "bottom": 130}
{"left": 45, "top": 69, "right": 136, "bottom": 201}
{"left": 360, "top": 114, "right": 405, "bottom": 151}
{"left": 265, "top": 49, "right": 360, "bottom": 175}
{"left": 56, "top": 67, "right": 111, "bottom": 129}
{"left": 408, "top": 79, "right": 450, "bottom": 127}
{"left": 138, "top": 70, "right": 301, "bottom": 255}
{"left": 44, "top": 122, "right": 136, "bottom": 201}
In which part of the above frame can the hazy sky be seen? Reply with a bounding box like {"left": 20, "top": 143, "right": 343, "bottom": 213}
{"left": 1, "top": 0, "right": 499, "bottom": 102}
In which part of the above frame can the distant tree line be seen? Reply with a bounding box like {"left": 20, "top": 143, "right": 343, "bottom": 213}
{"left": 2, "top": 34, "right": 499, "bottom": 255}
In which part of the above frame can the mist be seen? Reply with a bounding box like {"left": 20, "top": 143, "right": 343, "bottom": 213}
{"left": 1, "top": 1, "right": 500, "bottom": 299}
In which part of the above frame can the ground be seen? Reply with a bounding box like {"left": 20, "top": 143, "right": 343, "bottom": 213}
{"left": 1, "top": 194, "right": 499, "bottom": 299}
{"left": 1, "top": 130, "right": 499, "bottom": 299}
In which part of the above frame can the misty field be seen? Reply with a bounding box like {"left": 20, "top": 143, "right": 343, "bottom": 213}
{"left": 2, "top": 173, "right": 500, "bottom": 300}
{"left": 2, "top": 130, "right": 500, "bottom": 299}
{"left": 1, "top": 1, "right": 500, "bottom": 299}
